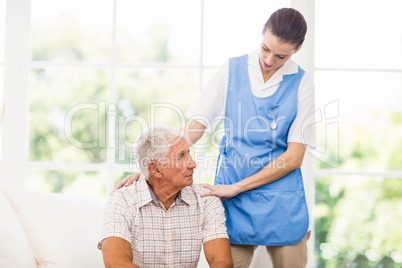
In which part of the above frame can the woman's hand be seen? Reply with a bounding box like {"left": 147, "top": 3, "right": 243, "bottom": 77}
{"left": 113, "top": 173, "right": 141, "bottom": 192}
{"left": 199, "top": 183, "right": 241, "bottom": 200}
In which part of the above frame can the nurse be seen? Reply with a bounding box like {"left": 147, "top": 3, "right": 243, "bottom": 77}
{"left": 119, "top": 7, "right": 315, "bottom": 268}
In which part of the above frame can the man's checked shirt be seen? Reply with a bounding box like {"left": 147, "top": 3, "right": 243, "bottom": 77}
{"left": 98, "top": 177, "right": 228, "bottom": 268}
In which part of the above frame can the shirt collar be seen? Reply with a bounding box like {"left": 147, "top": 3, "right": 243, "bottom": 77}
{"left": 137, "top": 176, "right": 189, "bottom": 208}
{"left": 137, "top": 177, "right": 153, "bottom": 208}
{"left": 148, "top": 184, "right": 183, "bottom": 205}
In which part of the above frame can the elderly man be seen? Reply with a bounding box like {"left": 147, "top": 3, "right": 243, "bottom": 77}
{"left": 98, "top": 126, "right": 233, "bottom": 268}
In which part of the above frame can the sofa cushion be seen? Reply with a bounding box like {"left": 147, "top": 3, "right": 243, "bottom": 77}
{"left": 0, "top": 188, "right": 36, "bottom": 268}
{"left": 1, "top": 186, "right": 104, "bottom": 268}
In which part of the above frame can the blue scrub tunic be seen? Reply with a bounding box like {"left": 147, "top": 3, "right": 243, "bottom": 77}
{"left": 215, "top": 54, "right": 309, "bottom": 246}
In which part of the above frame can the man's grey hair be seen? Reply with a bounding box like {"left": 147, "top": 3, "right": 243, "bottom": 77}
{"left": 135, "top": 125, "right": 184, "bottom": 178}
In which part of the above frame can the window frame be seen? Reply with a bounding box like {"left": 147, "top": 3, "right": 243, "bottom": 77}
{"left": 2, "top": 0, "right": 319, "bottom": 191}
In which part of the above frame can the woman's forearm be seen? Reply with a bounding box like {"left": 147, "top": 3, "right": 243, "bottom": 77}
{"left": 200, "top": 143, "right": 307, "bottom": 198}
{"left": 235, "top": 142, "right": 306, "bottom": 193}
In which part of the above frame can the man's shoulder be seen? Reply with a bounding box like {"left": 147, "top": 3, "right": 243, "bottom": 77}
{"left": 107, "top": 181, "right": 141, "bottom": 207}
{"left": 187, "top": 183, "right": 210, "bottom": 195}
{"left": 183, "top": 184, "right": 221, "bottom": 205}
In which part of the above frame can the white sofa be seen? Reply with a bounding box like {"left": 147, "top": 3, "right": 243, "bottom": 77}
{"left": 0, "top": 186, "right": 104, "bottom": 268}
{"left": 0, "top": 186, "right": 272, "bottom": 268}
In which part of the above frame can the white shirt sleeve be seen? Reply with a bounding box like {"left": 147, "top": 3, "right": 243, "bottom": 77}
{"left": 185, "top": 61, "right": 229, "bottom": 132}
{"left": 287, "top": 74, "right": 316, "bottom": 149}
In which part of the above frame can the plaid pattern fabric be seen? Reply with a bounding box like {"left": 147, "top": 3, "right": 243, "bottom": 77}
{"left": 98, "top": 178, "right": 228, "bottom": 268}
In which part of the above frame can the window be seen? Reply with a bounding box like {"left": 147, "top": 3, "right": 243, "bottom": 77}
{"left": 313, "top": 0, "right": 402, "bottom": 266}
{"left": 1, "top": 0, "right": 288, "bottom": 198}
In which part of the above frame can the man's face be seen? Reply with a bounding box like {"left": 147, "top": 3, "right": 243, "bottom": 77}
{"left": 159, "top": 137, "right": 197, "bottom": 190}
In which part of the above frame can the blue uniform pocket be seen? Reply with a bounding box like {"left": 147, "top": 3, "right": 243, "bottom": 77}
{"left": 224, "top": 189, "right": 309, "bottom": 246}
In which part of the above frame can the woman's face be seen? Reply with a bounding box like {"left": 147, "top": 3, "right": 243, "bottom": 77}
{"left": 259, "top": 29, "right": 300, "bottom": 72}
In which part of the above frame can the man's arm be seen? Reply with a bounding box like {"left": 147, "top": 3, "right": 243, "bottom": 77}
{"left": 203, "top": 238, "right": 233, "bottom": 268}
{"left": 101, "top": 237, "right": 139, "bottom": 268}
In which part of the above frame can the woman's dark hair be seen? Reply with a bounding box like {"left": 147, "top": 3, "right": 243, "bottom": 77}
{"left": 263, "top": 8, "right": 307, "bottom": 49}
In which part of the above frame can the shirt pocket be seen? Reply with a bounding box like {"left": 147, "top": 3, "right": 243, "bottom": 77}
{"left": 178, "top": 228, "right": 202, "bottom": 266}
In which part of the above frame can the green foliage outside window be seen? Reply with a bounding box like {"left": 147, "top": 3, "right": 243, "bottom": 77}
{"left": 314, "top": 111, "right": 402, "bottom": 267}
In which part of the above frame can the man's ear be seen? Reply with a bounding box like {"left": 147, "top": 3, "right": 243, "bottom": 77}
{"left": 147, "top": 161, "right": 162, "bottom": 178}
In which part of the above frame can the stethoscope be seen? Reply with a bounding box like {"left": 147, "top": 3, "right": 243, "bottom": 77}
{"left": 270, "top": 104, "right": 279, "bottom": 130}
